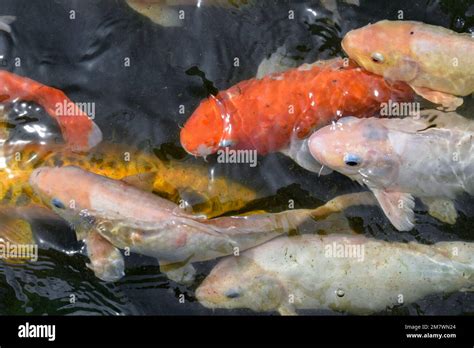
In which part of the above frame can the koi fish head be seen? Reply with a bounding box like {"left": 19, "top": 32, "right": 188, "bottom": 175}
{"left": 196, "top": 256, "right": 285, "bottom": 312}
{"left": 180, "top": 96, "right": 229, "bottom": 157}
{"left": 342, "top": 20, "right": 418, "bottom": 82}
{"left": 308, "top": 117, "right": 400, "bottom": 188}
{"left": 29, "top": 166, "right": 94, "bottom": 223}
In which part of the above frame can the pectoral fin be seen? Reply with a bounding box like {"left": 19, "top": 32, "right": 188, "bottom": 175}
{"left": 75, "top": 223, "right": 91, "bottom": 241}
{"left": 421, "top": 197, "right": 457, "bottom": 225}
{"left": 311, "top": 192, "right": 378, "bottom": 220}
{"left": 372, "top": 189, "right": 415, "bottom": 231}
{"left": 121, "top": 172, "right": 157, "bottom": 192}
{"left": 410, "top": 86, "right": 463, "bottom": 111}
{"left": 160, "top": 259, "right": 196, "bottom": 285}
{"left": 280, "top": 137, "right": 332, "bottom": 175}
{"left": 85, "top": 230, "right": 125, "bottom": 282}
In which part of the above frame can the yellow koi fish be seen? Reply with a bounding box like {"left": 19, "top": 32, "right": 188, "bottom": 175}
{"left": 0, "top": 142, "right": 257, "bottom": 218}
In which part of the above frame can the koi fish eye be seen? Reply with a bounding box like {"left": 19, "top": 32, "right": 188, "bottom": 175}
{"left": 371, "top": 52, "right": 384, "bottom": 63}
{"left": 224, "top": 289, "right": 241, "bottom": 299}
{"left": 51, "top": 198, "right": 66, "bottom": 209}
{"left": 343, "top": 153, "right": 362, "bottom": 167}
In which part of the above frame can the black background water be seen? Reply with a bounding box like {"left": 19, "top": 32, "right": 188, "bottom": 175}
{"left": 0, "top": 0, "right": 473, "bottom": 315}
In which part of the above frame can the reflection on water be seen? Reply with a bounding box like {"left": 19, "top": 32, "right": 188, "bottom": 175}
{"left": 1, "top": 251, "right": 140, "bottom": 315}
{"left": 0, "top": 0, "right": 473, "bottom": 315}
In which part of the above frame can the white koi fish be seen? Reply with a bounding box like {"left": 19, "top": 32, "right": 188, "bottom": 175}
{"left": 29, "top": 166, "right": 341, "bottom": 283}
{"left": 197, "top": 234, "right": 474, "bottom": 315}
{"left": 308, "top": 110, "right": 474, "bottom": 231}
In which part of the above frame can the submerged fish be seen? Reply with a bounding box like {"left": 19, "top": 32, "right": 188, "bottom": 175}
{"left": 342, "top": 20, "right": 474, "bottom": 110}
{"left": 255, "top": 46, "right": 298, "bottom": 80}
{"left": 0, "top": 71, "right": 102, "bottom": 151}
{"left": 0, "top": 142, "right": 257, "bottom": 218}
{"left": 308, "top": 110, "right": 474, "bottom": 231}
{"left": 29, "top": 166, "right": 324, "bottom": 282}
{"left": 0, "top": 15, "right": 15, "bottom": 33}
{"left": 180, "top": 58, "right": 413, "bottom": 173}
{"left": 126, "top": 0, "right": 252, "bottom": 27}
{"left": 196, "top": 233, "right": 474, "bottom": 315}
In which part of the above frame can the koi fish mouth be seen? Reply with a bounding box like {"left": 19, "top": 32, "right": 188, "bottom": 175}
{"left": 195, "top": 284, "right": 223, "bottom": 307}
{"left": 195, "top": 144, "right": 215, "bottom": 157}
{"left": 181, "top": 142, "right": 216, "bottom": 157}
{"left": 179, "top": 122, "right": 221, "bottom": 157}
{"left": 179, "top": 94, "right": 228, "bottom": 157}
{"left": 307, "top": 133, "right": 325, "bottom": 164}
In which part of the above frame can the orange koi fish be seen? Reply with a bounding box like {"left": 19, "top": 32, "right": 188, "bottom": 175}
{"left": 180, "top": 58, "right": 414, "bottom": 173}
{"left": 0, "top": 70, "right": 102, "bottom": 151}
